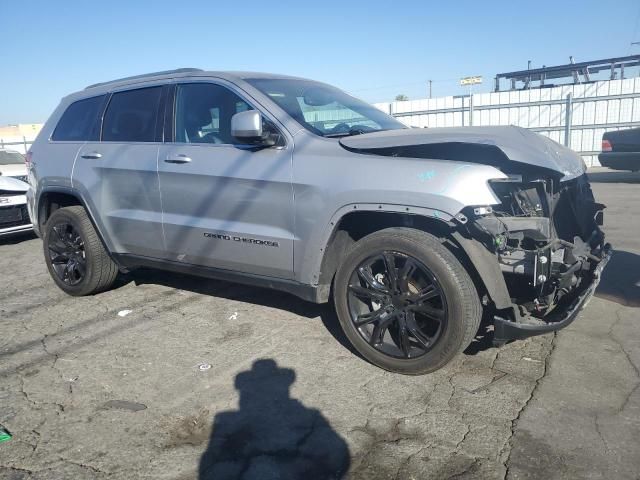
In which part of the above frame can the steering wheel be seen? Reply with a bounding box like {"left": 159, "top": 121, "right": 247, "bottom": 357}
{"left": 329, "top": 122, "right": 350, "bottom": 134}
{"left": 348, "top": 124, "right": 375, "bottom": 135}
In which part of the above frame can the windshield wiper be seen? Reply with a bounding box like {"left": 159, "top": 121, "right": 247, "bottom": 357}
{"left": 324, "top": 128, "right": 381, "bottom": 138}
{"left": 323, "top": 132, "right": 352, "bottom": 138}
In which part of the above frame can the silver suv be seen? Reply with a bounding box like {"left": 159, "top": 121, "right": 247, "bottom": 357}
{"left": 28, "top": 69, "right": 610, "bottom": 374}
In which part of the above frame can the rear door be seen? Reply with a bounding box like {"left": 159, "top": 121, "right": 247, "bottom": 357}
{"left": 74, "top": 85, "right": 166, "bottom": 257}
{"left": 157, "top": 81, "right": 294, "bottom": 279}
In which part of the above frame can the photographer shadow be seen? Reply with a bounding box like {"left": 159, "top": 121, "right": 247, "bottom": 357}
{"left": 199, "top": 359, "right": 350, "bottom": 480}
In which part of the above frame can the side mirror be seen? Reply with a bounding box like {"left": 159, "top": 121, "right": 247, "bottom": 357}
{"left": 231, "top": 110, "right": 263, "bottom": 143}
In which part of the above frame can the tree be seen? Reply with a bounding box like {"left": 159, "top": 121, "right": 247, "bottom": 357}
{"left": 395, "top": 94, "right": 409, "bottom": 101}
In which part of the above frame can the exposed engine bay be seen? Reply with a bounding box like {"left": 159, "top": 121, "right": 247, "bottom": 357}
{"left": 460, "top": 172, "right": 609, "bottom": 326}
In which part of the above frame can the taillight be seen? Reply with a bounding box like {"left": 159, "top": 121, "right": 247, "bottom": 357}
{"left": 601, "top": 139, "right": 612, "bottom": 152}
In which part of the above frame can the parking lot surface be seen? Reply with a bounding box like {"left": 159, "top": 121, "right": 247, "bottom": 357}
{"left": 1, "top": 169, "right": 638, "bottom": 480}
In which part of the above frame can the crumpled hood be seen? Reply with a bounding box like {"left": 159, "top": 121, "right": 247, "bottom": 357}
{"left": 339, "top": 126, "right": 586, "bottom": 180}
{"left": 0, "top": 175, "right": 28, "bottom": 192}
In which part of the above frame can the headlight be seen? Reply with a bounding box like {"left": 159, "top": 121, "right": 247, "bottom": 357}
{"left": 488, "top": 177, "right": 547, "bottom": 217}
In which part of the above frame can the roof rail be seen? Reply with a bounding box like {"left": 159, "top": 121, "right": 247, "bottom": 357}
{"left": 85, "top": 68, "right": 204, "bottom": 90}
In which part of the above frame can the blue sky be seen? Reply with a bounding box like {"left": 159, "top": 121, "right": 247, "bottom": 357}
{"left": 1, "top": 0, "right": 639, "bottom": 124}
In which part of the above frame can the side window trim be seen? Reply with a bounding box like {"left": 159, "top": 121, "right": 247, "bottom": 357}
{"left": 100, "top": 93, "right": 114, "bottom": 142}
{"left": 155, "top": 85, "right": 167, "bottom": 143}
{"left": 100, "top": 93, "right": 115, "bottom": 142}
{"left": 163, "top": 84, "right": 176, "bottom": 143}
{"left": 90, "top": 95, "right": 109, "bottom": 141}
{"left": 95, "top": 93, "right": 111, "bottom": 142}
{"left": 170, "top": 80, "right": 286, "bottom": 147}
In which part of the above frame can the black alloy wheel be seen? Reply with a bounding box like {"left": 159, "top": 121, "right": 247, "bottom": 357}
{"left": 347, "top": 251, "right": 448, "bottom": 359}
{"left": 43, "top": 206, "right": 119, "bottom": 296}
{"left": 47, "top": 222, "right": 87, "bottom": 286}
{"left": 334, "top": 228, "right": 482, "bottom": 375}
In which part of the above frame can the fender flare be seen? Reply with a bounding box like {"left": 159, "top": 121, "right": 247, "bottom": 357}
{"left": 303, "top": 203, "right": 453, "bottom": 300}
{"left": 305, "top": 204, "right": 513, "bottom": 310}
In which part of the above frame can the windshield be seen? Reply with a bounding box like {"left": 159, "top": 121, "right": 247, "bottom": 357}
{"left": 245, "top": 78, "right": 406, "bottom": 137}
{"left": 0, "top": 150, "right": 25, "bottom": 165}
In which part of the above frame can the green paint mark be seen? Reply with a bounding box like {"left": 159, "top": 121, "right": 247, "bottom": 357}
{"left": 418, "top": 170, "right": 436, "bottom": 182}
{"left": 0, "top": 428, "right": 12, "bottom": 444}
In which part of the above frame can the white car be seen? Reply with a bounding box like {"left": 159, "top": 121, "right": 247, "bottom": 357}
{"left": 0, "top": 149, "right": 32, "bottom": 237}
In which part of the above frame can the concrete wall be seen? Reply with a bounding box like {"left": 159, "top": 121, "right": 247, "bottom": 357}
{"left": 374, "top": 78, "right": 640, "bottom": 167}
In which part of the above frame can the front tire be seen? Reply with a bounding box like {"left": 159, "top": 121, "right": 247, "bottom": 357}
{"left": 43, "top": 206, "right": 119, "bottom": 296}
{"left": 334, "top": 228, "right": 481, "bottom": 375}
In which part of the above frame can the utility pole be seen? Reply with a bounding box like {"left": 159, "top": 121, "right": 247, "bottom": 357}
{"left": 469, "top": 86, "right": 474, "bottom": 126}
{"left": 428, "top": 80, "right": 432, "bottom": 99}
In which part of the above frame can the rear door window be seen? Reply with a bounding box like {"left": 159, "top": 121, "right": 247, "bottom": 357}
{"left": 102, "top": 87, "right": 163, "bottom": 142}
{"left": 51, "top": 95, "right": 106, "bottom": 141}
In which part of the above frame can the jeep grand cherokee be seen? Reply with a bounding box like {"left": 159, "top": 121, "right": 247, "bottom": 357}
{"left": 27, "top": 69, "right": 610, "bottom": 374}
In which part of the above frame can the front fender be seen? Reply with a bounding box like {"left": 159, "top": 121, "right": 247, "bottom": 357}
{"left": 291, "top": 140, "right": 510, "bottom": 285}
{"left": 292, "top": 164, "right": 508, "bottom": 287}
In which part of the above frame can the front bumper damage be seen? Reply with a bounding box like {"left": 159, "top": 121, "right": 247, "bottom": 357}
{"left": 493, "top": 243, "right": 611, "bottom": 344}
{"left": 453, "top": 172, "right": 611, "bottom": 345}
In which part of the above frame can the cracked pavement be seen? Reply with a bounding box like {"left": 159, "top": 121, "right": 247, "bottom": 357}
{"left": 1, "top": 169, "right": 638, "bottom": 479}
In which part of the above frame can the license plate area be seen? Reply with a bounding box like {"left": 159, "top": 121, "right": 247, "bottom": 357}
{"left": 0, "top": 206, "right": 24, "bottom": 224}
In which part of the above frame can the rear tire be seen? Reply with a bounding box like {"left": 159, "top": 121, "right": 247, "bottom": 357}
{"left": 333, "top": 228, "right": 481, "bottom": 375}
{"left": 43, "top": 206, "right": 119, "bottom": 296}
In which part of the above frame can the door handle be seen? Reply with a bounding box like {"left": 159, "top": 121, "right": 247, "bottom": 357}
{"left": 164, "top": 154, "right": 192, "bottom": 164}
{"left": 81, "top": 152, "right": 102, "bottom": 159}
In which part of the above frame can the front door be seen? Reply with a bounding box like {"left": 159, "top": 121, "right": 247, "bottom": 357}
{"left": 157, "top": 82, "right": 294, "bottom": 279}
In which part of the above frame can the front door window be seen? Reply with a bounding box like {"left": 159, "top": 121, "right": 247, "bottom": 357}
{"left": 174, "top": 83, "right": 252, "bottom": 145}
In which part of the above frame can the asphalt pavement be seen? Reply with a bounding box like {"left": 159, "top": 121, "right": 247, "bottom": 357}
{"left": 0, "top": 168, "right": 638, "bottom": 479}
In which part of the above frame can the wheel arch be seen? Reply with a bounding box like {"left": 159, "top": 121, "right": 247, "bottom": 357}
{"left": 37, "top": 188, "right": 83, "bottom": 231}
{"left": 37, "top": 187, "right": 119, "bottom": 267}
{"left": 313, "top": 206, "right": 511, "bottom": 309}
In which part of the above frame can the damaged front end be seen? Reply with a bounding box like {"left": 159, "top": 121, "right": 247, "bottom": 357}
{"left": 459, "top": 172, "right": 611, "bottom": 344}
{"left": 339, "top": 126, "right": 612, "bottom": 343}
